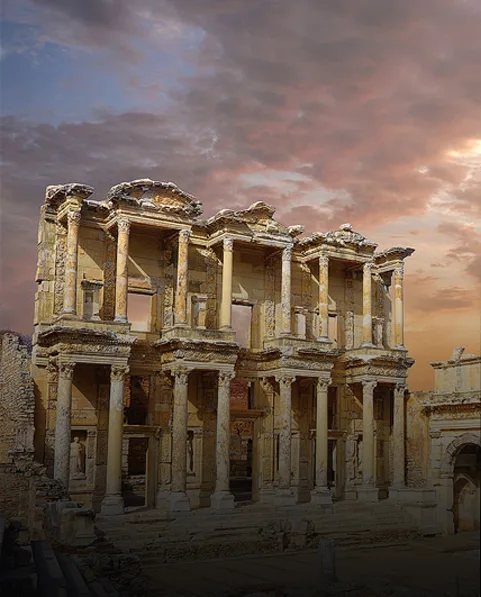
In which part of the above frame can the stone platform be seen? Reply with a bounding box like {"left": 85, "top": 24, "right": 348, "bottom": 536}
{"left": 96, "top": 501, "right": 421, "bottom": 564}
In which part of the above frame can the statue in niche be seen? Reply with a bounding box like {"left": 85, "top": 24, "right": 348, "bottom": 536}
{"left": 187, "top": 430, "right": 194, "bottom": 473}
{"left": 70, "top": 436, "right": 85, "bottom": 479}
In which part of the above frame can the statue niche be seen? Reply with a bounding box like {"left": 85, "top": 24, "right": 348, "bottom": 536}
{"left": 70, "top": 432, "right": 86, "bottom": 480}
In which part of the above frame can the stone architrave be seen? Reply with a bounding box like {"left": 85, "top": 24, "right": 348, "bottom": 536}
{"left": 393, "top": 266, "right": 404, "bottom": 348}
{"left": 361, "top": 261, "right": 374, "bottom": 346}
{"left": 280, "top": 244, "right": 293, "bottom": 335}
{"left": 358, "top": 379, "right": 378, "bottom": 502}
{"left": 211, "top": 370, "right": 236, "bottom": 509}
{"left": 274, "top": 375, "right": 297, "bottom": 505}
{"left": 114, "top": 220, "right": 131, "bottom": 322}
{"left": 174, "top": 229, "right": 191, "bottom": 326}
{"left": 311, "top": 377, "right": 332, "bottom": 504}
{"left": 62, "top": 210, "right": 81, "bottom": 315}
{"left": 170, "top": 368, "right": 191, "bottom": 511}
{"left": 54, "top": 361, "right": 76, "bottom": 486}
{"left": 392, "top": 383, "right": 407, "bottom": 487}
{"left": 101, "top": 364, "right": 129, "bottom": 515}
{"left": 318, "top": 254, "right": 330, "bottom": 342}
{"left": 219, "top": 237, "right": 234, "bottom": 329}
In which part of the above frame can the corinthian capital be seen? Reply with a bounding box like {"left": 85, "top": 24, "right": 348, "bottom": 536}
{"left": 275, "top": 374, "right": 296, "bottom": 388}
{"left": 111, "top": 365, "right": 129, "bottom": 382}
{"left": 282, "top": 244, "right": 293, "bottom": 261}
{"left": 223, "top": 237, "right": 234, "bottom": 251}
{"left": 218, "top": 370, "right": 235, "bottom": 385}
{"left": 316, "top": 377, "right": 330, "bottom": 392}
{"left": 361, "top": 379, "right": 377, "bottom": 394}
{"left": 393, "top": 265, "right": 404, "bottom": 279}
{"left": 363, "top": 260, "right": 374, "bottom": 274}
{"left": 394, "top": 382, "right": 407, "bottom": 396}
{"left": 319, "top": 254, "right": 329, "bottom": 267}
{"left": 117, "top": 219, "right": 131, "bottom": 234}
{"left": 58, "top": 361, "right": 76, "bottom": 380}
{"left": 67, "top": 210, "right": 82, "bottom": 226}
{"left": 172, "top": 367, "right": 190, "bottom": 386}
{"left": 179, "top": 229, "right": 191, "bottom": 242}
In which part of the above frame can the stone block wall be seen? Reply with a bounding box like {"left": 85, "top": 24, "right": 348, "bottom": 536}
{"left": 0, "top": 332, "right": 35, "bottom": 463}
{"left": 406, "top": 391, "right": 430, "bottom": 488}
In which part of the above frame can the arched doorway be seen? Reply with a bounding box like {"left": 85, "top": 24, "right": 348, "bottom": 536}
{"left": 452, "top": 444, "right": 481, "bottom": 533}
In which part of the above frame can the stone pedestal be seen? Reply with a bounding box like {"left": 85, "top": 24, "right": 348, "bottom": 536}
{"left": 210, "top": 490, "right": 236, "bottom": 510}
{"left": 357, "top": 486, "right": 379, "bottom": 502}
{"left": 170, "top": 492, "right": 191, "bottom": 512}
{"left": 310, "top": 488, "right": 333, "bottom": 505}
{"left": 273, "top": 487, "right": 297, "bottom": 507}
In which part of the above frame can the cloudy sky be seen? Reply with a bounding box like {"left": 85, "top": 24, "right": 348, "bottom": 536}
{"left": 1, "top": 0, "right": 480, "bottom": 389}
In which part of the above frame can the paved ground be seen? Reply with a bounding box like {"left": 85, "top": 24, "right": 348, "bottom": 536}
{"left": 142, "top": 532, "right": 480, "bottom": 596}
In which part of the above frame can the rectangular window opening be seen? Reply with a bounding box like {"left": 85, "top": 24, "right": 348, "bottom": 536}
{"left": 127, "top": 293, "right": 152, "bottom": 332}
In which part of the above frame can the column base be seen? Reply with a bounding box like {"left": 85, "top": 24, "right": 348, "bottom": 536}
{"left": 210, "top": 490, "right": 236, "bottom": 510}
{"left": 356, "top": 486, "right": 379, "bottom": 503}
{"left": 273, "top": 487, "right": 297, "bottom": 507}
{"left": 360, "top": 341, "right": 375, "bottom": 348}
{"left": 100, "top": 493, "right": 124, "bottom": 516}
{"left": 170, "top": 491, "right": 191, "bottom": 512}
{"left": 155, "top": 489, "right": 170, "bottom": 510}
{"left": 310, "top": 487, "right": 333, "bottom": 505}
{"left": 114, "top": 315, "right": 128, "bottom": 323}
{"left": 316, "top": 336, "right": 331, "bottom": 343}
{"left": 258, "top": 488, "right": 275, "bottom": 505}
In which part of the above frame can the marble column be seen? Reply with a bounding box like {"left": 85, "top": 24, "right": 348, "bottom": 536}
{"left": 62, "top": 210, "right": 81, "bottom": 315}
{"left": 318, "top": 254, "right": 330, "bottom": 342}
{"left": 359, "top": 379, "right": 378, "bottom": 501}
{"left": 114, "top": 220, "right": 131, "bottom": 323}
{"left": 101, "top": 365, "right": 129, "bottom": 515}
{"left": 275, "top": 375, "right": 296, "bottom": 504}
{"left": 211, "top": 371, "right": 236, "bottom": 509}
{"left": 280, "top": 244, "right": 293, "bottom": 335}
{"left": 54, "top": 362, "right": 76, "bottom": 486}
{"left": 393, "top": 266, "right": 405, "bottom": 348}
{"left": 219, "top": 237, "right": 234, "bottom": 329}
{"left": 170, "top": 368, "right": 191, "bottom": 511}
{"left": 311, "top": 378, "right": 332, "bottom": 504}
{"left": 361, "top": 261, "right": 374, "bottom": 346}
{"left": 392, "top": 383, "right": 407, "bottom": 487}
{"left": 174, "top": 229, "right": 191, "bottom": 326}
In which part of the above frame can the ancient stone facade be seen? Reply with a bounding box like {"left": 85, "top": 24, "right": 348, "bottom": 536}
{"left": 29, "top": 178, "right": 420, "bottom": 517}
{"left": 407, "top": 348, "right": 481, "bottom": 534}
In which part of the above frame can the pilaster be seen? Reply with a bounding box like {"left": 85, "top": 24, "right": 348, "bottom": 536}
{"left": 62, "top": 210, "right": 81, "bottom": 316}
{"left": 114, "top": 220, "right": 130, "bottom": 323}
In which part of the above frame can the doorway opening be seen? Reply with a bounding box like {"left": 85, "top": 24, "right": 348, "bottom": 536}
{"left": 453, "top": 444, "right": 481, "bottom": 533}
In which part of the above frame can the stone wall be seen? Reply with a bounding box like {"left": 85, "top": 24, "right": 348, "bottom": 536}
{"left": 0, "top": 331, "right": 35, "bottom": 463}
{"left": 406, "top": 391, "right": 430, "bottom": 488}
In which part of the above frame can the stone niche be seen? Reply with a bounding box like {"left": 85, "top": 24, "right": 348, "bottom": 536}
{"left": 69, "top": 429, "right": 96, "bottom": 492}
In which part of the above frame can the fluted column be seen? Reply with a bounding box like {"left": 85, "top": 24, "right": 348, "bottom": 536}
{"left": 101, "top": 364, "right": 129, "bottom": 515}
{"left": 114, "top": 220, "right": 131, "bottom": 323}
{"left": 280, "top": 244, "right": 293, "bottom": 335}
{"left": 211, "top": 371, "right": 236, "bottom": 509}
{"left": 54, "top": 362, "right": 76, "bottom": 486}
{"left": 359, "top": 379, "right": 378, "bottom": 501}
{"left": 393, "top": 266, "right": 405, "bottom": 348}
{"left": 311, "top": 377, "right": 332, "bottom": 504}
{"left": 392, "top": 383, "right": 407, "bottom": 487}
{"left": 62, "top": 210, "right": 81, "bottom": 315}
{"left": 219, "top": 237, "right": 234, "bottom": 329}
{"left": 170, "top": 368, "right": 191, "bottom": 511}
{"left": 174, "top": 229, "right": 191, "bottom": 326}
{"left": 318, "top": 254, "right": 330, "bottom": 342}
{"left": 361, "top": 261, "right": 374, "bottom": 346}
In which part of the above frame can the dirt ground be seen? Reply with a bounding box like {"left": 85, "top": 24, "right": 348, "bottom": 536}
{"left": 142, "top": 531, "right": 480, "bottom": 597}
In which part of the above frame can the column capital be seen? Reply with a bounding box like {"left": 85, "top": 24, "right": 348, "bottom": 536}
{"left": 46, "top": 361, "right": 58, "bottom": 382}
{"left": 363, "top": 260, "right": 374, "bottom": 273}
{"left": 117, "top": 219, "right": 131, "bottom": 234}
{"left": 282, "top": 243, "right": 293, "bottom": 261}
{"left": 58, "top": 361, "right": 75, "bottom": 380}
{"left": 316, "top": 377, "right": 331, "bottom": 392}
{"left": 275, "top": 374, "right": 296, "bottom": 388}
{"left": 394, "top": 382, "right": 407, "bottom": 395}
{"left": 361, "top": 379, "right": 377, "bottom": 393}
{"left": 260, "top": 377, "right": 273, "bottom": 392}
{"left": 393, "top": 264, "right": 404, "bottom": 278}
{"left": 223, "top": 237, "right": 234, "bottom": 251}
{"left": 172, "top": 367, "right": 190, "bottom": 386}
{"left": 218, "top": 370, "right": 235, "bottom": 385}
{"left": 154, "top": 371, "right": 173, "bottom": 389}
{"left": 319, "top": 253, "right": 329, "bottom": 267}
{"left": 111, "top": 364, "right": 129, "bottom": 382}
{"left": 67, "top": 209, "right": 82, "bottom": 226}
{"left": 179, "top": 228, "right": 191, "bottom": 241}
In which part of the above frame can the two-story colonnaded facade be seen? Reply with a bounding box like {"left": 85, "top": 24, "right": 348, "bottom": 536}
{"left": 32, "top": 179, "right": 415, "bottom": 515}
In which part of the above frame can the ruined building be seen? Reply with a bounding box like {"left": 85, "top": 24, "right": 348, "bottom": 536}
{"left": 30, "top": 178, "right": 419, "bottom": 516}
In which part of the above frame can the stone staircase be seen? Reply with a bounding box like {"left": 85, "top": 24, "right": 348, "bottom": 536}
{"left": 96, "top": 501, "right": 421, "bottom": 566}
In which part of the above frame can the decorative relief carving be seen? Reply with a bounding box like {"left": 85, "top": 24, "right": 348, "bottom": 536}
{"left": 316, "top": 378, "right": 330, "bottom": 392}
{"left": 264, "top": 260, "right": 275, "bottom": 338}
{"left": 163, "top": 240, "right": 174, "bottom": 328}
{"left": 319, "top": 254, "right": 329, "bottom": 267}
{"left": 111, "top": 365, "right": 129, "bottom": 382}
{"left": 67, "top": 210, "right": 82, "bottom": 226}
{"left": 53, "top": 223, "right": 67, "bottom": 314}
{"left": 223, "top": 237, "right": 233, "bottom": 252}
{"left": 361, "top": 379, "right": 377, "bottom": 394}
{"left": 58, "top": 361, "right": 75, "bottom": 380}
{"left": 117, "top": 219, "right": 131, "bottom": 234}
{"left": 218, "top": 370, "right": 235, "bottom": 386}
{"left": 282, "top": 244, "right": 293, "bottom": 261}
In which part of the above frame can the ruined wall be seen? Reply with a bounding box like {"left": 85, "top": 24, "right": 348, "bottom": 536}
{"left": 0, "top": 332, "right": 35, "bottom": 463}
{"left": 406, "top": 391, "right": 430, "bottom": 488}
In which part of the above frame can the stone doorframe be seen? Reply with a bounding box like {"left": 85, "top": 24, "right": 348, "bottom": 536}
{"left": 230, "top": 408, "right": 264, "bottom": 501}
{"left": 436, "top": 432, "right": 481, "bottom": 534}
{"left": 123, "top": 424, "right": 161, "bottom": 509}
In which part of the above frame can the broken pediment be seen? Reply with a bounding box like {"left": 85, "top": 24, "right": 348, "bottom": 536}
{"left": 207, "top": 201, "right": 304, "bottom": 238}
{"left": 45, "top": 183, "right": 95, "bottom": 207}
{"left": 375, "top": 246, "right": 415, "bottom": 265}
{"left": 300, "top": 223, "right": 377, "bottom": 251}
{"left": 106, "top": 179, "right": 203, "bottom": 218}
